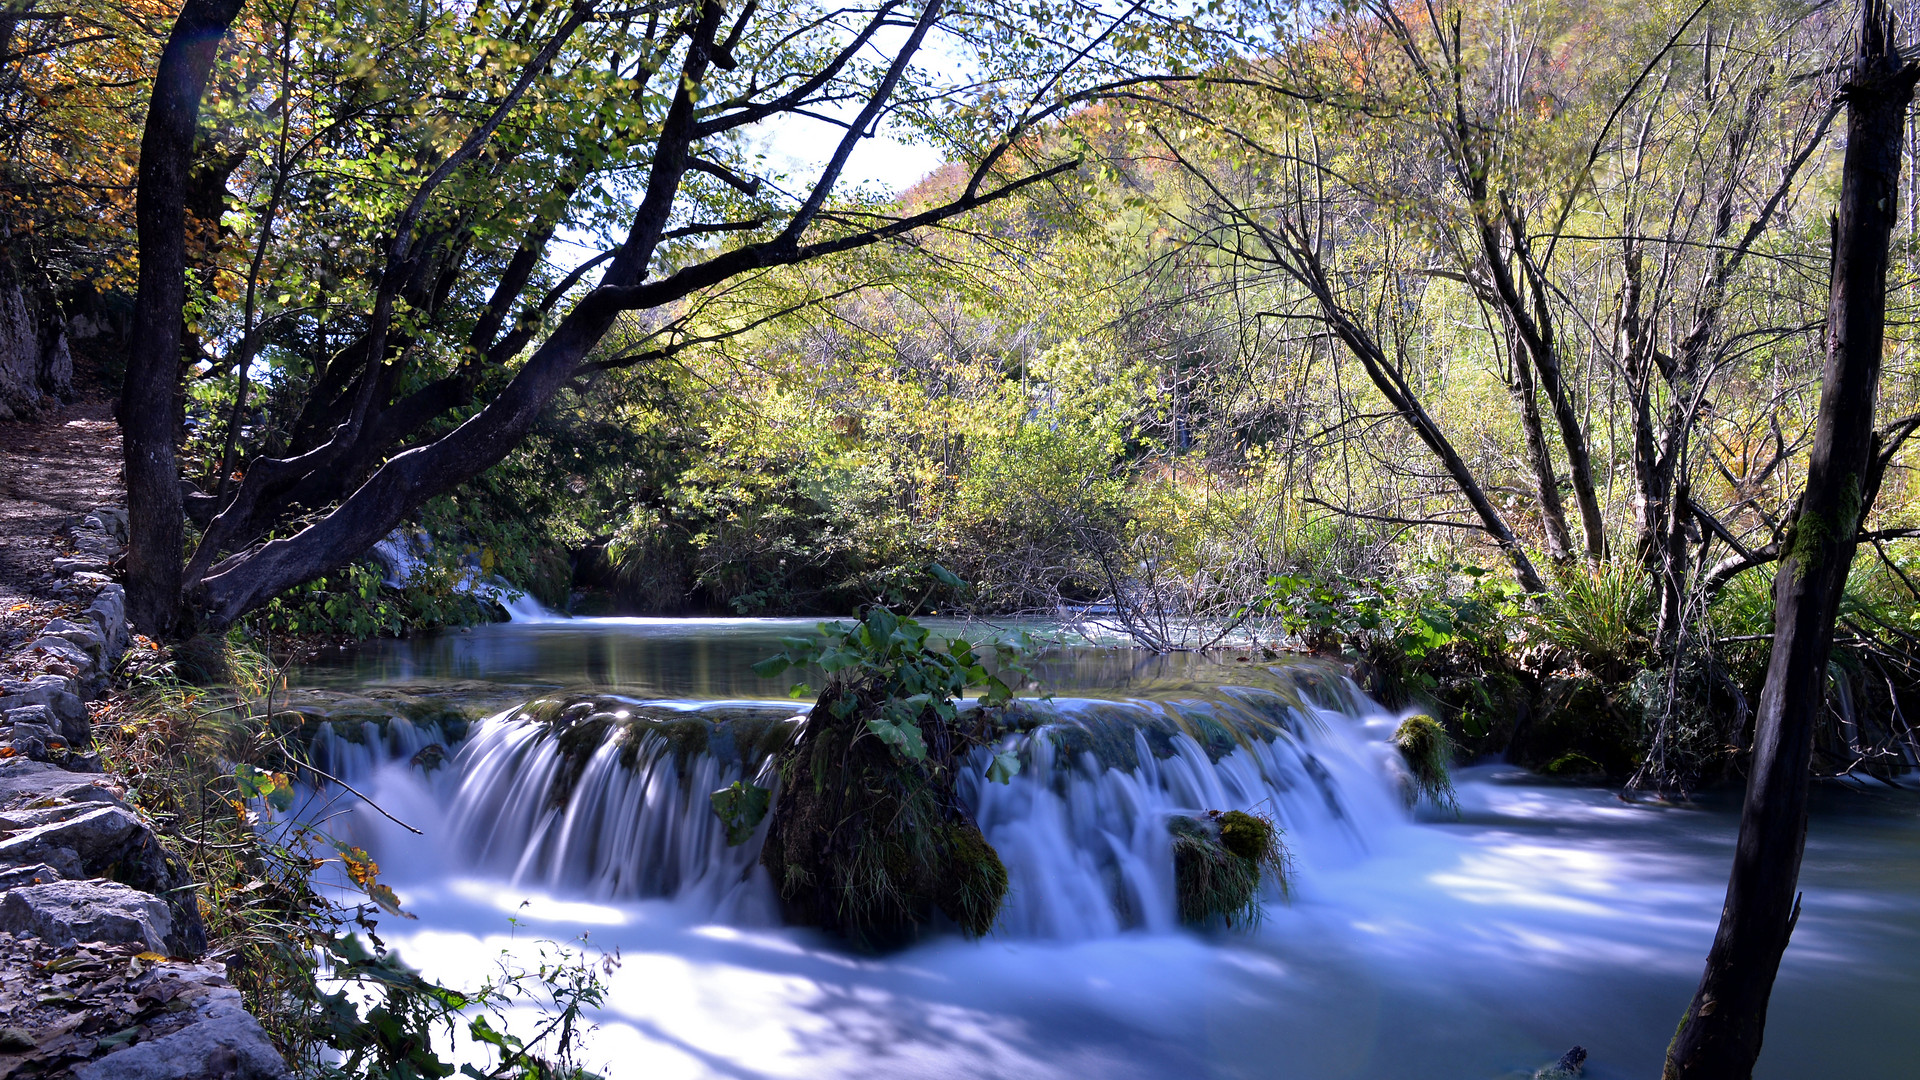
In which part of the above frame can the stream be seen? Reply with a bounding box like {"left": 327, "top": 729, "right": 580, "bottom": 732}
{"left": 290, "top": 617, "right": 1920, "bottom": 1079}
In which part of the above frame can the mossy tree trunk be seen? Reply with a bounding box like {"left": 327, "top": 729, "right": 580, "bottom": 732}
{"left": 1663, "top": 6, "right": 1917, "bottom": 1076}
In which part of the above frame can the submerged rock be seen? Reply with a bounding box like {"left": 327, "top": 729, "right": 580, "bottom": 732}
{"left": 506, "top": 693, "right": 800, "bottom": 808}
{"left": 1534, "top": 1045, "right": 1587, "bottom": 1078}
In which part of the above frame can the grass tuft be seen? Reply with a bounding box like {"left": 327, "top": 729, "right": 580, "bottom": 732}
{"left": 1393, "top": 714, "right": 1458, "bottom": 812}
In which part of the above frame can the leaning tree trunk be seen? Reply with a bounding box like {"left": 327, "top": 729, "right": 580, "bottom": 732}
{"left": 122, "top": 0, "right": 247, "bottom": 636}
{"left": 1662, "top": 5, "right": 1916, "bottom": 1078}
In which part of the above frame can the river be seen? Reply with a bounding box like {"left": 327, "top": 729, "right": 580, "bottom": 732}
{"left": 289, "top": 616, "right": 1920, "bottom": 1079}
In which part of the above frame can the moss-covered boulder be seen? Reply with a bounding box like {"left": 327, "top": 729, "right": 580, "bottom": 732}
{"left": 1392, "top": 714, "right": 1458, "bottom": 811}
{"left": 1507, "top": 676, "right": 1643, "bottom": 778}
{"left": 759, "top": 677, "right": 1008, "bottom": 948}
{"left": 1168, "top": 809, "right": 1289, "bottom": 928}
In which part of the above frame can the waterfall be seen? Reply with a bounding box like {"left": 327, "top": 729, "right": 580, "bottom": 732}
{"left": 370, "top": 528, "right": 566, "bottom": 622}
{"left": 392, "top": 673, "right": 1413, "bottom": 940}
{"left": 309, "top": 713, "right": 459, "bottom": 780}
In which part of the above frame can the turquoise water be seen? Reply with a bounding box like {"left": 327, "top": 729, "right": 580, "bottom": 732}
{"left": 296, "top": 617, "right": 1920, "bottom": 1079}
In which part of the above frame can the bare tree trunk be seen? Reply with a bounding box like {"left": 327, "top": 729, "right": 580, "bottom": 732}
{"left": 1507, "top": 330, "right": 1574, "bottom": 560}
{"left": 122, "top": 0, "right": 246, "bottom": 636}
{"left": 1663, "top": 4, "right": 1915, "bottom": 1076}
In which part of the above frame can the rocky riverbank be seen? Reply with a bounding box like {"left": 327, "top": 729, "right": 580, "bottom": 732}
{"left": 0, "top": 508, "right": 289, "bottom": 1079}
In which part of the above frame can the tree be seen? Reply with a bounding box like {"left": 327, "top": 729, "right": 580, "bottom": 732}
{"left": 1663, "top": 1, "right": 1918, "bottom": 1075}
{"left": 124, "top": 0, "right": 249, "bottom": 633}
{"left": 121, "top": 0, "right": 1240, "bottom": 634}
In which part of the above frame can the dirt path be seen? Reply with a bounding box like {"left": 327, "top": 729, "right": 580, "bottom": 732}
{"left": 0, "top": 396, "right": 123, "bottom": 654}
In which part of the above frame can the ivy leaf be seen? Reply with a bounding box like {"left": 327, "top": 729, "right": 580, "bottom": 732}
{"left": 866, "top": 716, "right": 927, "bottom": 760}
{"left": 709, "top": 781, "right": 771, "bottom": 846}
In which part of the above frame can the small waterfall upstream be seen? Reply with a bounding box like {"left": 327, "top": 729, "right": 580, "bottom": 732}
{"left": 316, "top": 664, "right": 1417, "bottom": 941}
{"left": 370, "top": 528, "right": 567, "bottom": 623}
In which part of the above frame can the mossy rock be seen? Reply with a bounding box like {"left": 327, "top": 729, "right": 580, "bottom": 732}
{"left": 1508, "top": 676, "right": 1642, "bottom": 779}
{"left": 1011, "top": 692, "right": 1301, "bottom": 776}
{"left": 759, "top": 677, "right": 1007, "bottom": 949}
{"left": 507, "top": 693, "right": 803, "bottom": 808}
{"left": 1169, "top": 809, "right": 1289, "bottom": 928}
{"left": 1392, "top": 714, "right": 1458, "bottom": 811}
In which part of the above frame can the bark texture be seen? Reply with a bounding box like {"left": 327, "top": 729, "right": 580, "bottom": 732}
{"left": 1662, "top": 5, "right": 1916, "bottom": 1077}
{"left": 122, "top": 0, "right": 247, "bottom": 636}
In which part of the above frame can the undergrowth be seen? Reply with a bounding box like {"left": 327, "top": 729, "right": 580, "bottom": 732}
{"left": 101, "top": 631, "right": 615, "bottom": 1078}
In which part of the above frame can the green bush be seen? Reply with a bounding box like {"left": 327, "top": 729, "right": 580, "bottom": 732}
{"left": 249, "top": 559, "right": 496, "bottom": 640}
{"left": 1546, "top": 559, "right": 1653, "bottom": 669}
{"left": 754, "top": 606, "right": 1031, "bottom": 946}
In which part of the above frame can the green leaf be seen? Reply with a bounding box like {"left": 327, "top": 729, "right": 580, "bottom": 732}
{"left": 751, "top": 656, "right": 791, "bottom": 678}
{"left": 866, "top": 716, "right": 927, "bottom": 761}
{"left": 234, "top": 764, "right": 267, "bottom": 799}
{"left": 709, "top": 781, "right": 772, "bottom": 846}
{"left": 929, "top": 562, "right": 966, "bottom": 588}
{"left": 987, "top": 750, "right": 1022, "bottom": 784}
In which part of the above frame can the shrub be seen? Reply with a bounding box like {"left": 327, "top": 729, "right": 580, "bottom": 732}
{"left": 1546, "top": 559, "right": 1652, "bottom": 669}
{"left": 103, "top": 636, "right": 614, "bottom": 1078}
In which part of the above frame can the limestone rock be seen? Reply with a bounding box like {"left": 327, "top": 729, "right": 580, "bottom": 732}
{"left": 71, "top": 965, "right": 290, "bottom": 1080}
{"left": 3, "top": 720, "right": 58, "bottom": 761}
{"left": 40, "top": 617, "right": 105, "bottom": 664}
{"left": 27, "top": 636, "right": 97, "bottom": 685}
{"left": 39, "top": 327, "right": 71, "bottom": 401}
{"left": 0, "top": 778, "right": 204, "bottom": 955}
{"left": 0, "top": 275, "right": 43, "bottom": 420}
{"left": 0, "top": 863, "right": 62, "bottom": 889}
{"left": 90, "top": 503, "right": 130, "bottom": 538}
{"left": 52, "top": 556, "right": 108, "bottom": 574}
{"left": 85, "top": 584, "right": 129, "bottom": 663}
{"left": 6, "top": 701, "right": 91, "bottom": 760}
{"left": 0, "top": 880, "right": 172, "bottom": 952}
{"left": 0, "top": 805, "right": 143, "bottom": 878}
{"left": 0, "top": 676, "right": 87, "bottom": 743}
{"left": 0, "top": 758, "right": 121, "bottom": 810}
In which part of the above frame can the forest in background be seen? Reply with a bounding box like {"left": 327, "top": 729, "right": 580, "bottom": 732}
{"left": 7, "top": 0, "right": 1920, "bottom": 794}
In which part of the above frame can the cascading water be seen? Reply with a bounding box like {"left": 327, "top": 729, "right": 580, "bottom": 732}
{"left": 370, "top": 527, "right": 565, "bottom": 623}
{"left": 291, "top": 619, "right": 1920, "bottom": 1078}
{"left": 320, "top": 666, "right": 1416, "bottom": 941}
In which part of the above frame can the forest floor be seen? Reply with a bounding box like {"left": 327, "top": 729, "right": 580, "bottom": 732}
{"left": 0, "top": 393, "right": 122, "bottom": 658}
